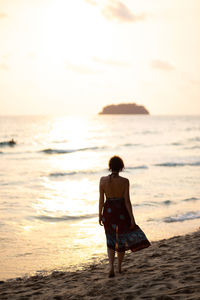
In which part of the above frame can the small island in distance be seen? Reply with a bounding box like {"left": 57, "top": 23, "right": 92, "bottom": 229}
{"left": 99, "top": 103, "right": 150, "bottom": 115}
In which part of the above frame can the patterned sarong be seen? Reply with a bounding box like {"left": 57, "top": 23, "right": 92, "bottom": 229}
{"left": 102, "top": 198, "right": 151, "bottom": 252}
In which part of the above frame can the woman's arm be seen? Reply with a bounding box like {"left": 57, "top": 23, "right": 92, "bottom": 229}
{"left": 99, "top": 177, "right": 105, "bottom": 226}
{"left": 124, "top": 179, "right": 136, "bottom": 227}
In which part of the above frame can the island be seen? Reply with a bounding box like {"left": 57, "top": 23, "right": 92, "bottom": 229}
{"left": 99, "top": 103, "right": 149, "bottom": 115}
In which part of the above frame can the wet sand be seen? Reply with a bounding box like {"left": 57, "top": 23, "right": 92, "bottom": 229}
{"left": 0, "top": 229, "right": 200, "bottom": 299}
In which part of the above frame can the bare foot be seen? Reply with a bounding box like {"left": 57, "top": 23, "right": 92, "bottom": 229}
{"left": 118, "top": 267, "right": 122, "bottom": 274}
{"left": 108, "top": 269, "right": 115, "bottom": 278}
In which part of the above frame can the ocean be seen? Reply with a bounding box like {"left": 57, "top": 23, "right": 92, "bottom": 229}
{"left": 0, "top": 115, "right": 200, "bottom": 280}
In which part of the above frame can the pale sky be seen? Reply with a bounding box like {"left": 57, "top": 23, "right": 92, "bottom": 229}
{"left": 0, "top": 0, "right": 200, "bottom": 115}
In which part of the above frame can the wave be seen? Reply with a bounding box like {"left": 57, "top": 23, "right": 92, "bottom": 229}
{"left": 142, "top": 130, "right": 158, "bottom": 134}
{"left": 40, "top": 146, "right": 102, "bottom": 154}
{"left": 183, "top": 197, "right": 199, "bottom": 202}
{"left": 170, "top": 142, "right": 182, "bottom": 146}
{"left": 155, "top": 161, "right": 200, "bottom": 167}
{"left": 49, "top": 169, "right": 101, "bottom": 177}
{"left": 0, "top": 140, "right": 16, "bottom": 147}
{"left": 155, "top": 162, "right": 185, "bottom": 167}
{"left": 52, "top": 140, "right": 68, "bottom": 144}
{"left": 184, "top": 145, "right": 200, "bottom": 150}
{"left": 152, "top": 199, "right": 173, "bottom": 206}
{"left": 184, "top": 161, "right": 200, "bottom": 166}
{"left": 134, "top": 199, "right": 173, "bottom": 208}
{"left": 161, "top": 200, "right": 172, "bottom": 205}
{"left": 49, "top": 165, "right": 148, "bottom": 178}
{"left": 49, "top": 172, "right": 77, "bottom": 177}
{"left": 134, "top": 202, "right": 157, "bottom": 207}
{"left": 127, "top": 165, "right": 148, "bottom": 170}
{"left": 49, "top": 166, "right": 148, "bottom": 178}
{"left": 163, "top": 211, "right": 200, "bottom": 223}
{"left": 31, "top": 213, "right": 97, "bottom": 222}
{"left": 123, "top": 143, "right": 141, "bottom": 147}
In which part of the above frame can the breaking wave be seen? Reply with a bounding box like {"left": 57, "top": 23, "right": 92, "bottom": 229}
{"left": 155, "top": 161, "right": 200, "bottom": 167}
{"left": 184, "top": 145, "right": 200, "bottom": 150}
{"left": 49, "top": 172, "right": 77, "bottom": 177}
{"left": 163, "top": 211, "right": 200, "bottom": 223}
{"left": 48, "top": 168, "right": 105, "bottom": 177}
{"left": 40, "top": 146, "right": 102, "bottom": 154}
{"left": 49, "top": 166, "right": 149, "bottom": 178}
{"left": 134, "top": 199, "right": 173, "bottom": 208}
{"left": 183, "top": 197, "right": 199, "bottom": 202}
{"left": 31, "top": 214, "right": 97, "bottom": 222}
{"left": 122, "top": 143, "right": 141, "bottom": 147}
{"left": 127, "top": 165, "right": 148, "bottom": 170}
{"left": 49, "top": 170, "right": 97, "bottom": 177}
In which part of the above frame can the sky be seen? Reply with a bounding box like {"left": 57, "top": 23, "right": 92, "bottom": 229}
{"left": 0, "top": 0, "right": 200, "bottom": 115}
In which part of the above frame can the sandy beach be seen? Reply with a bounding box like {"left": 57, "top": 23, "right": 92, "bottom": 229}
{"left": 1, "top": 229, "right": 200, "bottom": 300}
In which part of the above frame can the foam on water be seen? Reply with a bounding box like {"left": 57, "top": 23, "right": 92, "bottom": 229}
{"left": 49, "top": 172, "right": 77, "bottom": 177}
{"left": 41, "top": 146, "right": 102, "bottom": 154}
{"left": 122, "top": 143, "right": 141, "bottom": 147}
{"left": 30, "top": 214, "right": 97, "bottom": 222}
{"left": 49, "top": 169, "right": 100, "bottom": 177}
{"left": 127, "top": 165, "right": 148, "bottom": 170}
{"left": 184, "top": 145, "right": 200, "bottom": 149}
{"left": 154, "top": 161, "right": 200, "bottom": 167}
{"left": 183, "top": 197, "right": 199, "bottom": 202}
{"left": 163, "top": 211, "right": 200, "bottom": 223}
{"left": 134, "top": 199, "right": 173, "bottom": 208}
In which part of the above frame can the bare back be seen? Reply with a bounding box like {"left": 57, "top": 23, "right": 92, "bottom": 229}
{"left": 100, "top": 174, "right": 128, "bottom": 199}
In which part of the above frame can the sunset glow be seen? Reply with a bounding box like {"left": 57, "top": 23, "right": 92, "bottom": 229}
{"left": 1, "top": 0, "right": 200, "bottom": 115}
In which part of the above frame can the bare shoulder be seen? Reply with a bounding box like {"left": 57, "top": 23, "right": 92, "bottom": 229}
{"left": 119, "top": 175, "right": 129, "bottom": 184}
{"left": 99, "top": 175, "right": 109, "bottom": 183}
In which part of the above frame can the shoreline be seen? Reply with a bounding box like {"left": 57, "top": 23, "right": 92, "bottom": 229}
{"left": 1, "top": 229, "right": 200, "bottom": 299}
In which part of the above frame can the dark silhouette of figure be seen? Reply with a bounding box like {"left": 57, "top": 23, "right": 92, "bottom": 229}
{"left": 9, "top": 139, "right": 16, "bottom": 146}
{"left": 99, "top": 156, "right": 150, "bottom": 277}
{"left": 0, "top": 139, "right": 16, "bottom": 147}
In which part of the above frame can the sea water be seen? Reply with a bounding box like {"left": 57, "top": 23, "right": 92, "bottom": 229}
{"left": 0, "top": 115, "right": 200, "bottom": 280}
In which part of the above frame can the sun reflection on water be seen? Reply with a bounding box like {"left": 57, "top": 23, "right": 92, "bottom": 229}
{"left": 34, "top": 178, "right": 97, "bottom": 216}
{"left": 47, "top": 116, "right": 96, "bottom": 149}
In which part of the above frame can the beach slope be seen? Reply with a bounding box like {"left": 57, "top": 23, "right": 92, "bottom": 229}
{"left": 0, "top": 229, "right": 200, "bottom": 299}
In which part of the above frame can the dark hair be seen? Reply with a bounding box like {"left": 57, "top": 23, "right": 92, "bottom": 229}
{"left": 108, "top": 156, "right": 124, "bottom": 172}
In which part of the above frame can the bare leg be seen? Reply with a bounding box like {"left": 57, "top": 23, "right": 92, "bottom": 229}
{"left": 107, "top": 247, "right": 115, "bottom": 277}
{"left": 117, "top": 251, "right": 125, "bottom": 273}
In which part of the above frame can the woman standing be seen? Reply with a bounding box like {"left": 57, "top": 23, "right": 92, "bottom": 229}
{"left": 99, "top": 156, "right": 150, "bottom": 277}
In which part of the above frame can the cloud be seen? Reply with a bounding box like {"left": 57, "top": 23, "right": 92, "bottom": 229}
{"left": 84, "top": 0, "right": 98, "bottom": 6}
{"left": 151, "top": 60, "right": 174, "bottom": 71}
{"left": 102, "top": 1, "right": 146, "bottom": 23}
{"left": 93, "top": 57, "right": 130, "bottom": 67}
{"left": 0, "top": 63, "right": 9, "bottom": 70}
{"left": 0, "top": 13, "right": 7, "bottom": 18}
{"left": 65, "top": 62, "right": 95, "bottom": 74}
